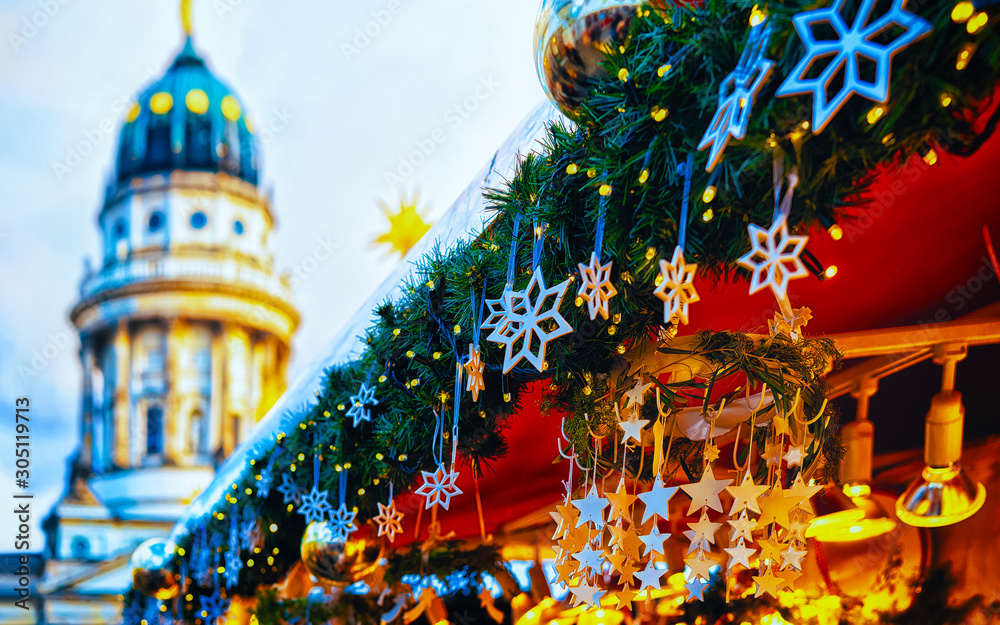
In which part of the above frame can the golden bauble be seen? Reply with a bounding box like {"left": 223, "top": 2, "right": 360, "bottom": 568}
{"left": 534, "top": 0, "right": 666, "bottom": 119}
{"left": 300, "top": 521, "right": 385, "bottom": 587}
{"left": 130, "top": 538, "right": 180, "bottom": 600}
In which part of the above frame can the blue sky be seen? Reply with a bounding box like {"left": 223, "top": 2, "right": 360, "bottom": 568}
{"left": 0, "top": 0, "right": 545, "bottom": 552}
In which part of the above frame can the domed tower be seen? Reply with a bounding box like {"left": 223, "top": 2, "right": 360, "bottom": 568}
{"left": 46, "top": 14, "right": 297, "bottom": 607}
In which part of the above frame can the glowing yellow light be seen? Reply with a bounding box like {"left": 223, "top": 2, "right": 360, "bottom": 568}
{"left": 221, "top": 95, "right": 242, "bottom": 121}
{"left": 701, "top": 185, "right": 717, "bottom": 203}
{"left": 503, "top": 393, "right": 511, "bottom": 402}
{"left": 608, "top": 325, "right": 617, "bottom": 335}
{"left": 923, "top": 149, "right": 938, "bottom": 166}
{"left": 967, "top": 11, "right": 988, "bottom": 33}
{"left": 617, "top": 68, "right": 630, "bottom": 82}
{"left": 800, "top": 120, "right": 810, "bottom": 131}
{"left": 599, "top": 183, "right": 612, "bottom": 196}
{"left": 645, "top": 247, "right": 656, "bottom": 260}
{"left": 587, "top": 168, "right": 597, "bottom": 178}
{"left": 398, "top": 454, "right": 408, "bottom": 461}
{"left": 844, "top": 483, "right": 871, "bottom": 497}
{"left": 940, "top": 93, "right": 953, "bottom": 107}
{"left": 638, "top": 168, "right": 649, "bottom": 184}
{"left": 657, "top": 64, "right": 672, "bottom": 77}
{"left": 575, "top": 296, "right": 584, "bottom": 307}
{"left": 828, "top": 223, "right": 843, "bottom": 240}
{"left": 269, "top": 524, "right": 278, "bottom": 532}
{"left": 617, "top": 345, "right": 626, "bottom": 354}
{"left": 247, "top": 559, "right": 254, "bottom": 567}
{"left": 651, "top": 107, "right": 668, "bottom": 122}
{"left": 583, "top": 386, "right": 592, "bottom": 395}
{"left": 245, "top": 116, "right": 255, "bottom": 133}
{"left": 186, "top": 594, "right": 193, "bottom": 601}
{"left": 433, "top": 351, "right": 442, "bottom": 360}
{"left": 952, "top": 1, "right": 974, "bottom": 21}
{"left": 957, "top": 44, "right": 975, "bottom": 70}
{"left": 125, "top": 103, "right": 140, "bottom": 122}
{"left": 702, "top": 208, "right": 714, "bottom": 222}
{"left": 454, "top": 324, "right": 461, "bottom": 334}
{"left": 376, "top": 453, "right": 384, "bottom": 461}
{"left": 866, "top": 106, "right": 884, "bottom": 124}
{"left": 824, "top": 265, "right": 838, "bottom": 279}
{"left": 149, "top": 92, "right": 173, "bottom": 115}
{"left": 882, "top": 133, "right": 895, "bottom": 145}
{"left": 358, "top": 488, "right": 366, "bottom": 495}
{"left": 849, "top": 525, "right": 864, "bottom": 533}
{"left": 185, "top": 88, "right": 209, "bottom": 114}
{"left": 566, "top": 163, "right": 579, "bottom": 175}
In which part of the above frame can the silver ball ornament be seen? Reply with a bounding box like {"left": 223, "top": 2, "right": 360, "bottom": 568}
{"left": 130, "top": 538, "right": 180, "bottom": 600}
{"left": 534, "top": 0, "right": 666, "bottom": 119}
{"left": 300, "top": 521, "right": 385, "bottom": 586}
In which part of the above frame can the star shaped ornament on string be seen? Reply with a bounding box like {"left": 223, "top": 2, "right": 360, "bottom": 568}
{"left": 654, "top": 246, "right": 700, "bottom": 326}
{"left": 463, "top": 344, "right": 485, "bottom": 402}
{"left": 776, "top": 0, "right": 932, "bottom": 133}
{"left": 481, "top": 267, "right": 573, "bottom": 374}
{"left": 698, "top": 19, "right": 775, "bottom": 171}
{"left": 329, "top": 503, "right": 358, "bottom": 542}
{"left": 374, "top": 499, "right": 405, "bottom": 542}
{"left": 297, "top": 486, "right": 334, "bottom": 524}
{"left": 346, "top": 382, "right": 379, "bottom": 427}
{"left": 737, "top": 214, "right": 809, "bottom": 302}
{"left": 414, "top": 464, "right": 463, "bottom": 510}
{"left": 577, "top": 252, "right": 618, "bottom": 321}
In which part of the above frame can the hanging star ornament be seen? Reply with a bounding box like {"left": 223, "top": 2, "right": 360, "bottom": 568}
{"left": 775, "top": 0, "right": 932, "bottom": 133}
{"left": 637, "top": 477, "right": 678, "bottom": 524}
{"left": 414, "top": 464, "right": 463, "bottom": 510}
{"left": 618, "top": 411, "right": 649, "bottom": 445}
{"left": 737, "top": 215, "right": 809, "bottom": 302}
{"left": 277, "top": 473, "right": 301, "bottom": 506}
{"left": 481, "top": 267, "right": 573, "bottom": 374}
{"left": 654, "top": 246, "right": 700, "bottom": 326}
{"left": 698, "top": 19, "right": 775, "bottom": 171}
{"left": 199, "top": 589, "right": 230, "bottom": 625}
{"left": 577, "top": 252, "right": 618, "bottom": 321}
{"left": 726, "top": 472, "right": 769, "bottom": 515}
{"left": 464, "top": 344, "right": 485, "bottom": 402}
{"left": 297, "top": 486, "right": 334, "bottom": 524}
{"left": 680, "top": 466, "right": 733, "bottom": 515}
{"left": 329, "top": 503, "right": 359, "bottom": 541}
{"left": 572, "top": 485, "right": 610, "bottom": 529}
{"left": 346, "top": 382, "right": 379, "bottom": 427}
{"left": 374, "top": 499, "right": 405, "bottom": 542}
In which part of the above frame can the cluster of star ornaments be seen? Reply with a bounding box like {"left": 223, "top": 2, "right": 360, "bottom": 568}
{"left": 549, "top": 377, "right": 823, "bottom": 608}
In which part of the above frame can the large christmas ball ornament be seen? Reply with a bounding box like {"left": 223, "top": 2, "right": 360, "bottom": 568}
{"left": 534, "top": 0, "right": 665, "bottom": 118}
{"left": 300, "top": 521, "right": 385, "bottom": 586}
{"left": 130, "top": 538, "right": 180, "bottom": 600}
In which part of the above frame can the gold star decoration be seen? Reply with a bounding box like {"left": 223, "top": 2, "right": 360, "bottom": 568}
{"left": 753, "top": 567, "right": 784, "bottom": 598}
{"left": 687, "top": 510, "right": 723, "bottom": 547}
{"left": 614, "top": 586, "right": 637, "bottom": 610}
{"left": 680, "top": 466, "right": 733, "bottom": 515}
{"left": 618, "top": 525, "right": 645, "bottom": 561}
{"left": 653, "top": 246, "right": 700, "bottom": 326}
{"left": 763, "top": 440, "right": 784, "bottom": 466}
{"left": 684, "top": 552, "right": 715, "bottom": 582}
{"left": 787, "top": 474, "right": 822, "bottom": 514}
{"left": 373, "top": 499, "right": 405, "bottom": 542}
{"left": 724, "top": 538, "right": 757, "bottom": 570}
{"left": 373, "top": 193, "right": 432, "bottom": 257}
{"left": 703, "top": 441, "right": 720, "bottom": 463}
{"left": 553, "top": 502, "right": 581, "bottom": 538}
{"left": 607, "top": 522, "right": 628, "bottom": 551}
{"left": 577, "top": 252, "right": 618, "bottom": 321}
{"left": 756, "top": 485, "right": 802, "bottom": 531}
{"left": 781, "top": 543, "right": 808, "bottom": 571}
{"left": 606, "top": 480, "right": 637, "bottom": 523}
{"left": 776, "top": 569, "right": 802, "bottom": 591}
{"left": 728, "top": 510, "right": 757, "bottom": 543}
{"left": 783, "top": 444, "right": 805, "bottom": 467}
{"left": 464, "top": 343, "right": 485, "bottom": 402}
{"left": 756, "top": 537, "right": 786, "bottom": 564}
{"left": 726, "top": 472, "right": 769, "bottom": 515}
{"left": 623, "top": 379, "right": 652, "bottom": 408}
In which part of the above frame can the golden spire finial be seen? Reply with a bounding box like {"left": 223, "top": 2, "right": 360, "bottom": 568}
{"left": 181, "top": 0, "right": 193, "bottom": 36}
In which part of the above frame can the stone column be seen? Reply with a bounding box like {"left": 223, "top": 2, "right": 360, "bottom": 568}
{"left": 164, "top": 318, "right": 184, "bottom": 465}
{"left": 79, "top": 336, "right": 94, "bottom": 471}
{"left": 209, "top": 324, "right": 226, "bottom": 460}
{"left": 112, "top": 319, "right": 131, "bottom": 468}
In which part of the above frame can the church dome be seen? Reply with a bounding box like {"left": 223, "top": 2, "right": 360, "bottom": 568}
{"left": 115, "top": 37, "right": 259, "bottom": 186}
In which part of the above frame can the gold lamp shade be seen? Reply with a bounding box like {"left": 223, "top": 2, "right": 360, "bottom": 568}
{"left": 895, "top": 391, "right": 986, "bottom": 527}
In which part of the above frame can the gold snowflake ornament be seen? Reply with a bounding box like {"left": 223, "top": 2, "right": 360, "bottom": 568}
{"left": 464, "top": 343, "right": 485, "bottom": 402}
{"left": 737, "top": 215, "right": 809, "bottom": 302}
{"left": 373, "top": 499, "right": 405, "bottom": 542}
{"left": 653, "top": 246, "right": 700, "bottom": 326}
{"left": 576, "top": 252, "right": 618, "bottom": 321}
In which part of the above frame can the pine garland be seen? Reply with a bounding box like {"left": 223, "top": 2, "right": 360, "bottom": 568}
{"left": 124, "top": 0, "right": 1000, "bottom": 618}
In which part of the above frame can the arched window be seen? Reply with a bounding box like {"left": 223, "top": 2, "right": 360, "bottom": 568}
{"left": 188, "top": 409, "right": 204, "bottom": 455}
{"left": 146, "top": 405, "right": 163, "bottom": 456}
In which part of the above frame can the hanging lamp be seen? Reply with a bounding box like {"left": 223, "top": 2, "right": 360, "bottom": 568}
{"left": 896, "top": 344, "right": 986, "bottom": 527}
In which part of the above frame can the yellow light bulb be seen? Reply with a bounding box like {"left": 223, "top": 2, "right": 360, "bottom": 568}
{"left": 454, "top": 324, "right": 461, "bottom": 334}
{"left": 952, "top": 1, "right": 974, "bottom": 21}
{"left": 645, "top": 247, "right": 656, "bottom": 260}
{"left": 940, "top": 93, "right": 953, "bottom": 107}
{"left": 185, "top": 88, "right": 209, "bottom": 114}
{"left": 866, "top": 106, "right": 884, "bottom": 124}
{"left": 657, "top": 64, "right": 672, "bottom": 77}
{"left": 149, "top": 92, "right": 173, "bottom": 115}
{"left": 638, "top": 168, "right": 649, "bottom": 184}
{"left": 828, "top": 223, "right": 844, "bottom": 241}
{"left": 824, "top": 265, "right": 838, "bottom": 279}
{"left": 967, "top": 11, "right": 988, "bottom": 33}
{"left": 566, "top": 163, "right": 579, "bottom": 175}
{"left": 587, "top": 168, "right": 597, "bottom": 178}
{"left": 599, "top": 183, "right": 612, "bottom": 196}
{"left": 617, "top": 67, "right": 630, "bottom": 82}
{"left": 221, "top": 95, "right": 242, "bottom": 121}
{"left": 503, "top": 393, "right": 511, "bottom": 402}
{"left": 376, "top": 453, "right": 384, "bottom": 460}
{"left": 702, "top": 185, "right": 717, "bottom": 203}
{"left": 652, "top": 107, "right": 668, "bottom": 122}
{"left": 702, "top": 208, "right": 714, "bottom": 222}
{"left": 923, "top": 149, "right": 938, "bottom": 166}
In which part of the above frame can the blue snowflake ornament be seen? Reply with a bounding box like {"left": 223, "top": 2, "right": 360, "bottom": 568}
{"left": 346, "top": 382, "right": 379, "bottom": 426}
{"left": 240, "top": 517, "right": 263, "bottom": 551}
{"left": 775, "top": 0, "right": 932, "bottom": 133}
{"left": 256, "top": 465, "right": 274, "bottom": 498}
{"left": 698, "top": 20, "right": 774, "bottom": 171}
{"left": 297, "top": 485, "right": 334, "bottom": 524}
{"left": 223, "top": 550, "right": 243, "bottom": 589}
{"left": 198, "top": 589, "right": 230, "bottom": 625}
{"left": 329, "top": 503, "right": 359, "bottom": 542}
{"left": 277, "top": 472, "right": 302, "bottom": 506}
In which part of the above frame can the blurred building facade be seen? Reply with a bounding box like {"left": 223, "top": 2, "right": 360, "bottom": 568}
{"left": 39, "top": 31, "right": 298, "bottom": 625}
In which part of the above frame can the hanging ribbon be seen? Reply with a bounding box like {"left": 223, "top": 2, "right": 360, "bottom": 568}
{"left": 532, "top": 220, "right": 546, "bottom": 269}
{"left": 678, "top": 153, "right": 695, "bottom": 251}
{"left": 451, "top": 362, "right": 462, "bottom": 469}
{"left": 470, "top": 286, "right": 486, "bottom": 352}
{"left": 430, "top": 408, "right": 444, "bottom": 467}
{"left": 594, "top": 192, "right": 607, "bottom": 262}
{"left": 338, "top": 464, "right": 348, "bottom": 507}
{"left": 505, "top": 212, "right": 523, "bottom": 287}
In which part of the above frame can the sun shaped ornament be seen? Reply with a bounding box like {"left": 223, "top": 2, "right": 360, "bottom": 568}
{"left": 698, "top": 19, "right": 775, "bottom": 171}
{"left": 737, "top": 215, "right": 809, "bottom": 302}
{"left": 414, "top": 464, "right": 463, "bottom": 510}
{"left": 463, "top": 343, "right": 485, "bottom": 402}
{"left": 653, "top": 246, "right": 700, "bottom": 326}
{"left": 576, "top": 251, "right": 618, "bottom": 321}
{"left": 481, "top": 266, "right": 573, "bottom": 374}
{"left": 775, "top": 0, "right": 932, "bottom": 133}
{"left": 373, "top": 499, "right": 404, "bottom": 542}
